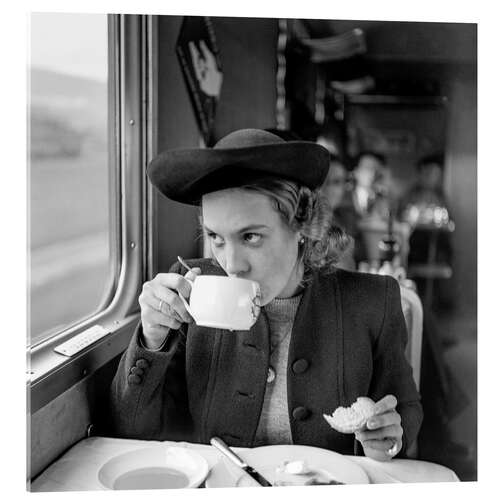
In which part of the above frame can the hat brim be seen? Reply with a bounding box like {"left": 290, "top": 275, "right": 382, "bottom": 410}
{"left": 147, "top": 141, "right": 329, "bottom": 205}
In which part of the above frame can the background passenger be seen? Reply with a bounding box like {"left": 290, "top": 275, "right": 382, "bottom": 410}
{"left": 351, "top": 151, "right": 392, "bottom": 221}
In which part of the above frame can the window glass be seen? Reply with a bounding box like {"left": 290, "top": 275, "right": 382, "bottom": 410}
{"left": 28, "top": 13, "right": 113, "bottom": 346}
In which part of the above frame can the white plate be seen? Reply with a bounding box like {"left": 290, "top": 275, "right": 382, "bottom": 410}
{"left": 98, "top": 446, "right": 209, "bottom": 490}
{"left": 206, "top": 444, "right": 369, "bottom": 487}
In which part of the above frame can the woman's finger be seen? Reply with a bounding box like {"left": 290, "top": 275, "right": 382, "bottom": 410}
{"left": 356, "top": 423, "right": 402, "bottom": 443}
{"left": 140, "top": 288, "right": 181, "bottom": 323}
{"left": 362, "top": 438, "right": 399, "bottom": 452}
{"left": 178, "top": 267, "right": 202, "bottom": 299}
{"left": 161, "top": 291, "right": 193, "bottom": 323}
{"left": 374, "top": 394, "right": 398, "bottom": 415}
{"left": 183, "top": 267, "right": 202, "bottom": 285}
{"left": 152, "top": 273, "right": 193, "bottom": 298}
{"left": 367, "top": 410, "right": 401, "bottom": 430}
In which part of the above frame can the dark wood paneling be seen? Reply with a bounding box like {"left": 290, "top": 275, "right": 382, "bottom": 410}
{"left": 155, "top": 15, "right": 205, "bottom": 273}
{"left": 212, "top": 17, "right": 278, "bottom": 137}
{"left": 29, "top": 355, "right": 121, "bottom": 480}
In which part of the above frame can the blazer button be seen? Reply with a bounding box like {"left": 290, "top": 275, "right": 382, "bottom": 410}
{"left": 128, "top": 374, "right": 142, "bottom": 385}
{"left": 292, "top": 359, "right": 309, "bottom": 374}
{"left": 136, "top": 358, "right": 149, "bottom": 369}
{"left": 292, "top": 406, "right": 310, "bottom": 421}
{"left": 130, "top": 366, "right": 144, "bottom": 376}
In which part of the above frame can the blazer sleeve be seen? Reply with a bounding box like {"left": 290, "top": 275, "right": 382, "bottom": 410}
{"left": 109, "top": 261, "right": 193, "bottom": 441}
{"left": 368, "top": 276, "right": 424, "bottom": 456}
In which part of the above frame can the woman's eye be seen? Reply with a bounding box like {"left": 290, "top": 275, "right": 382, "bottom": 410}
{"left": 208, "top": 233, "right": 224, "bottom": 247}
{"left": 244, "top": 233, "right": 262, "bottom": 244}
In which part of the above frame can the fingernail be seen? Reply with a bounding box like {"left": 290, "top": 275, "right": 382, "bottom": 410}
{"left": 367, "top": 419, "right": 376, "bottom": 429}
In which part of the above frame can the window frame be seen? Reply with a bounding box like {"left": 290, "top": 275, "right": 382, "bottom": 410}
{"left": 28, "top": 14, "right": 156, "bottom": 414}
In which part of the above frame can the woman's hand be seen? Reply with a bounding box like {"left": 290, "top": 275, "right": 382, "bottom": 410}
{"left": 354, "top": 395, "right": 403, "bottom": 461}
{"left": 138, "top": 267, "right": 201, "bottom": 349}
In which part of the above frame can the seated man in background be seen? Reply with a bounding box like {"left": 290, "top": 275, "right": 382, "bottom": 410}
{"left": 351, "top": 151, "right": 392, "bottom": 221}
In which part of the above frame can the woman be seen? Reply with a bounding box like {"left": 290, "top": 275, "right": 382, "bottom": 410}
{"left": 110, "top": 129, "right": 422, "bottom": 462}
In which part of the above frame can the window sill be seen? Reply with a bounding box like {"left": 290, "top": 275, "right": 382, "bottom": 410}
{"left": 28, "top": 313, "right": 139, "bottom": 414}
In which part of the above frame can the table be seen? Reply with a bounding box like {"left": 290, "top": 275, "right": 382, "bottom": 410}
{"left": 30, "top": 437, "right": 459, "bottom": 491}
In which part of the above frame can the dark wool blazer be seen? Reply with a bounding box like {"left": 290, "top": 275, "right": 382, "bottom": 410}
{"left": 110, "top": 258, "right": 423, "bottom": 456}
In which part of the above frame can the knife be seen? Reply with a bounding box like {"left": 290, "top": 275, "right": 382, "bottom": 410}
{"left": 210, "top": 437, "right": 272, "bottom": 487}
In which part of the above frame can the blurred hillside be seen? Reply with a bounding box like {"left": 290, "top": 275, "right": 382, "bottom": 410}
{"left": 29, "top": 67, "right": 107, "bottom": 159}
{"left": 28, "top": 67, "right": 110, "bottom": 344}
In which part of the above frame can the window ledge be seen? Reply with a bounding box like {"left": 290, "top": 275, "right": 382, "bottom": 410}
{"left": 28, "top": 313, "right": 139, "bottom": 414}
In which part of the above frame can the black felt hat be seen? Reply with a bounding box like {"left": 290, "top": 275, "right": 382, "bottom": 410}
{"left": 147, "top": 128, "right": 330, "bottom": 205}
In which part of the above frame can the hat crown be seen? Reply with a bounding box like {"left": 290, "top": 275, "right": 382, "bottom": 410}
{"left": 148, "top": 128, "right": 329, "bottom": 205}
{"left": 214, "top": 128, "right": 285, "bottom": 150}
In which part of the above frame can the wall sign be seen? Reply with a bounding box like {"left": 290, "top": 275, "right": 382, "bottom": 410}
{"left": 176, "top": 17, "right": 223, "bottom": 146}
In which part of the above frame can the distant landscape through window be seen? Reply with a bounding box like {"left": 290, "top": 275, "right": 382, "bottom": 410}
{"left": 28, "top": 13, "right": 112, "bottom": 346}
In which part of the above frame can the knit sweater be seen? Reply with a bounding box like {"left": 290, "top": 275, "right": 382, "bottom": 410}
{"left": 254, "top": 293, "right": 302, "bottom": 445}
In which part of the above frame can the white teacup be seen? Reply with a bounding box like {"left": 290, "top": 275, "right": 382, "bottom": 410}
{"left": 179, "top": 275, "right": 261, "bottom": 331}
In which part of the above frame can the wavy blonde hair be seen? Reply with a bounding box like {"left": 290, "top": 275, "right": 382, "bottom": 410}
{"left": 240, "top": 177, "right": 353, "bottom": 274}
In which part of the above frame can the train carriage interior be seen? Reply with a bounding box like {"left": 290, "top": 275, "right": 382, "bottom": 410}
{"left": 27, "top": 13, "right": 477, "bottom": 486}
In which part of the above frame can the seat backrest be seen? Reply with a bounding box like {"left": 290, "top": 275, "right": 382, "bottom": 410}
{"left": 400, "top": 284, "right": 423, "bottom": 458}
{"left": 399, "top": 285, "right": 423, "bottom": 391}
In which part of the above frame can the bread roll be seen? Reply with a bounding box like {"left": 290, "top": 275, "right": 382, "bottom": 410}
{"left": 323, "top": 397, "right": 376, "bottom": 433}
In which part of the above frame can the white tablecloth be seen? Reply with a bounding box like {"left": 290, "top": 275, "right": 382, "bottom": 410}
{"left": 30, "top": 437, "right": 459, "bottom": 491}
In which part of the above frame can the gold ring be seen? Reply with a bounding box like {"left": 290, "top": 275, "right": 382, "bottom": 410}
{"left": 158, "top": 299, "right": 164, "bottom": 312}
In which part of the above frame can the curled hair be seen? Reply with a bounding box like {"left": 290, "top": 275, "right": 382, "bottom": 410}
{"left": 241, "top": 177, "right": 353, "bottom": 275}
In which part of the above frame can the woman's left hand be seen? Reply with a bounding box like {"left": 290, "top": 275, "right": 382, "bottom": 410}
{"left": 354, "top": 394, "right": 403, "bottom": 461}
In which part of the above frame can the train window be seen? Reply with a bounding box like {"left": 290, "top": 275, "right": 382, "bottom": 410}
{"left": 28, "top": 13, "right": 116, "bottom": 347}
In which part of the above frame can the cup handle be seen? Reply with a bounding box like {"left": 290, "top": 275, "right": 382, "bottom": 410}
{"left": 252, "top": 282, "right": 261, "bottom": 306}
{"left": 178, "top": 275, "right": 195, "bottom": 319}
{"left": 250, "top": 282, "right": 261, "bottom": 323}
{"left": 178, "top": 293, "right": 192, "bottom": 316}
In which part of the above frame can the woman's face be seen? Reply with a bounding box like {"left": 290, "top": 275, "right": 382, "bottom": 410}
{"left": 202, "top": 188, "right": 303, "bottom": 305}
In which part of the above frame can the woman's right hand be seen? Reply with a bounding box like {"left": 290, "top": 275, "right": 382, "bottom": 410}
{"left": 138, "top": 267, "right": 201, "bottom": 349}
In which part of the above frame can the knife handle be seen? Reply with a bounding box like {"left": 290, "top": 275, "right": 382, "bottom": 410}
{"left": 210, "top": 437, "right": 248, "bottom": 468}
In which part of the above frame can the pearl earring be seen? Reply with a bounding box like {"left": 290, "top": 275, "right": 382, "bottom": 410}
{"left": 299, "top": 236, "right": 305, "bottom": 245}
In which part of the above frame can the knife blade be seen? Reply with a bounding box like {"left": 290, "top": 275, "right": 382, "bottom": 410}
{"left": 210, "top": 436, "right": 272, "bottom": 487}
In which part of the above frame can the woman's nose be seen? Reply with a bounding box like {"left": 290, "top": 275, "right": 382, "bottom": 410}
{"left": 223, "top": 246, "right": 249, "bottom": 277}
